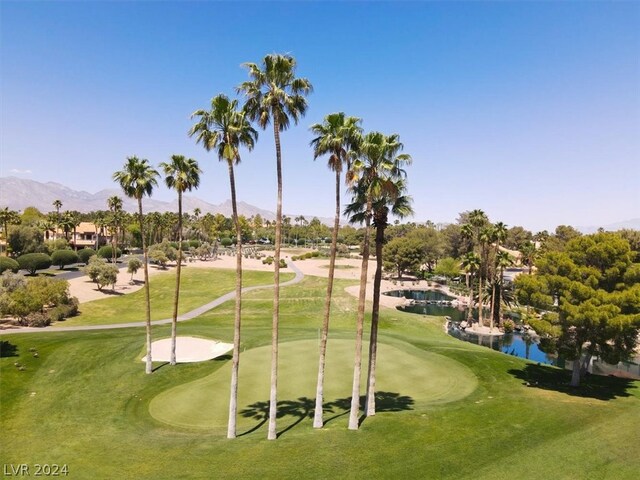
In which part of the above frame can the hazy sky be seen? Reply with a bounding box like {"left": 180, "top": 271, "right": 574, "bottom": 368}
{"left": 1, "top": 1, "right": 638, "bottom": 232}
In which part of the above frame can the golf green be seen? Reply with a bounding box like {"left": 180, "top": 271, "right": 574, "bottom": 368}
{"left": 149, "top": 338, "right": 478, "bottom": 431}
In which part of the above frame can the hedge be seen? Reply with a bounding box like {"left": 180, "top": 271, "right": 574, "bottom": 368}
{"left": 0, "top": 257, "right": 20, "bottom": 274}
{"left": 51, "top": 249, "right": 79, "bottom": 269}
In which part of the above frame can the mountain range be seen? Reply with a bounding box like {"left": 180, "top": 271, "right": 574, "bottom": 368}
{"left": 0, "top": 176, "right": 281, "bottom": 220}
{"left": 1, "top": 177, "right": 637, "bottom": 231}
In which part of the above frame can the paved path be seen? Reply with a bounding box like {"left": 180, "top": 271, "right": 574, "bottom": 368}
{"left": 0, "top": 262, "right": 304, "bottom": 335}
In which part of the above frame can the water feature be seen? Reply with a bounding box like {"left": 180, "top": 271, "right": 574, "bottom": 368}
{"left": 384, "top": 289, "right": 640, "bottom": 378}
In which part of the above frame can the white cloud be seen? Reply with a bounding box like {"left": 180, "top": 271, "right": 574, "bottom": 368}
{"left": 9, "top": 168, "right": 32, "bottom": 174}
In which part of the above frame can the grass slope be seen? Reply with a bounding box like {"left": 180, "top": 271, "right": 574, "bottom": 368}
{"left": 58, "top": 268, "right": 293, "bottom": 326}
{"left": 1, "top": 276, "right": 639, "bottom": 479}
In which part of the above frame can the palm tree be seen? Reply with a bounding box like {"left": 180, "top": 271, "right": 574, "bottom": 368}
{"left": 461, "top": 252, "right": 480, "bottom": 320}
{"left": 107, "top": 196, "right": 123, "bottom": 263}
{"left": 462, "top": 210, "right": 489, "bottom": 328}
{"left": 113, "top": 156, "right": 159, "bottom": 375}
{"left": 493, "top": 250, "right": 514, "bottom": 325}
{"left": 520, "top": 241, "right": 538, "bottom": 275}
{"left": 345, "top": 132, "right": 412, "bottom": 421}
{"left": 52, "top": 199, "right": 62, "bottom": 221}
{"left": 189, "top": 94, "right": 256, "bottom": 438}
{"left": 93, "top": 211, "right": 107, "bottom": 251}
{"left": 488, "top": 222, "right": 508, "bottom": 331}
{"left": 160, "top": 155, "right": 202, "bottom": 367}
{"left": 237, "top": 53, "right": 312, "bottom": 440}
{"left": 309, "top": 112, "right": 362, "bottom": 428}
{"left": 477, "top": 225, "right": 493, "bottom": 328}
{"left": 0, "top": 207, "right": 20, "bottom": 256}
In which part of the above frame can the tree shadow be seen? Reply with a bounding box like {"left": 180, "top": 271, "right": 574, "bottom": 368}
{"left": 238, "top": 391, "right": 414, "bottom": 437}
{"left": 97, "top": 290, "right": 124, "bottom": 296}
{"left": 508, "top": 363, "right": 638, "bottom": 401}
{"left": 152, "top": 362, "right": 170, "bottom": 373}
{"left": 213, "top": 354, "right": 232, "bottom": 362}
{"left": 0, "top": 340, "right": 18, "bottom": 358}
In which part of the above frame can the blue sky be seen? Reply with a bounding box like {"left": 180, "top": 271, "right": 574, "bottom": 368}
{"left": 1, "top": 1, "right": 638, "bottom": 232}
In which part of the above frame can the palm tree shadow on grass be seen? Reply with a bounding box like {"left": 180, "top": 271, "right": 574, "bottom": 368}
{"left": 509, "top": 363, "right": 637, "bottom": 401}
{"left": 238, "top": 391, "right": 414, "bottom": 438}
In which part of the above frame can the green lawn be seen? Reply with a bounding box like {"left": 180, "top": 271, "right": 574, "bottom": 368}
{"left": 57, "top": 268, "right": 293, "bottom": 326}
{"left": 1, "top": 276, "right": 639, "bottom": 479}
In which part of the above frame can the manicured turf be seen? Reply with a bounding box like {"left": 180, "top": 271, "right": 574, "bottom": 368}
{"left": 149, "top": 339, "right": 477, "bottom": 430}
{"left": 1, "top": 276, "right": 639, "bottom": 479}
{"left": 57, "top": 268, "right": 293, "bottom": 326}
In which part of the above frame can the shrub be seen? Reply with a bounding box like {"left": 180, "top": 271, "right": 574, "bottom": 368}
{"left": 77, "top": 248, "right": 96, "bottom": 265}
{"left": 23, "top": 312, "right": 50, "bottom": 328}
{"left": 51, "top": 249, "right": 79, "bottom": 269}
{"left": 45, "top": 238, "right": 69, "bottom": 254}
{"left": 279, "top": 259, "right": 287, "bottom": 268}
{"left": 188, "top": 240, "right": 201, "bottom": 248}
{"left": 16, "top": 253, "right": 52, "bottom": 275}
{"left": 0, "top": 257, "right": 19, "bottom": 274}
{"left": 149, "top": 250, "right": 169, "bottom": 268}
{"left": 220, "top": 237, "right": 233, "bottom": 247}
{"left": 97, "top": 245, "right": 122, "bottom": 261}
{"left": 84, "top": 257, "right": 119, "bottom": 291}
{"left": 262, "top": 256, "right": 274, "bottom": 265}
{"left": 127, "top": 258, "right": 142, "bottom": 281}
{"left": 502, "top": 319, "right": 515, "bottom": 333}
{"left": 47, "top": 297, "right": 79, "bottom": 323}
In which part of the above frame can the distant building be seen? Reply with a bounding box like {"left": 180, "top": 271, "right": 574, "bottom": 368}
{"left": 44, "top": 222, "right": 112, "bottom": 249}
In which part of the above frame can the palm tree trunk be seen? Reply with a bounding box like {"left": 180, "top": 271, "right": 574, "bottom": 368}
{"left": 227, "top": 162, "right": 243, "bottom": 439}
{"left": 313, "top": 169, "right": 341, "bottom": 429}
{"left": 267, "top": 118, "right": 282, "bottom": 440}
{"left": 170, "top": 193, "right": 183, "bottom": 366}
{"left": 489, "top": 281, "right": 496, "bottom": 332}
{"left": 365, "top": 221, "right": 385, "bottom": 417}
{"left": 348, "top": 204, "right": 372, "bottom": 430}
{"left": 139, "top": 199, "right": 153, "bottom": 375}
{"left": 477, "top": 275, "right": 483, "bottom": 329}
{"left": 467, "top": 272, "right": 473, "bottom": 321}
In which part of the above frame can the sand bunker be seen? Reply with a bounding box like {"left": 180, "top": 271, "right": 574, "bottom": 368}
{"left": 142, "top": 336, "right": 233, "bottom": 363}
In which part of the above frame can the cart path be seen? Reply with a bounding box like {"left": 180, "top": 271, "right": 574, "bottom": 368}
{"left": 0, "top": 262, "right": 304, "bottom": 335}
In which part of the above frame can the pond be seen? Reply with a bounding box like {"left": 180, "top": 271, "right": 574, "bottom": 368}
{"left": 384, "top": 289, "right": 640, "bottom": 379}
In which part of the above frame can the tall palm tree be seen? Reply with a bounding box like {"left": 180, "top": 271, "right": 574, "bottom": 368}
{"left": 237, "top": 53, "right": 312, "bottom": 440}
{"left": 345, "top": 132, "right": 412, "bottom": 420}
{"left": 489, "top": 222, "right": 508, "bottom": 331}
{"left": 107, "top": 196, "right": 123, "bottom": 263}
{"left": 93, "top": 211, "right": 107, "bottom": 251}
{"left": 461, "top": 252, "right": 480, "bottom": 320}
{"left": 520, "top": 241, "right": 538, "bottom": 275}
{"left": 52, "top": 199, "right": 62, "bottom": 221}
{"left": 477, "top": 225, "right": 493, "bottom": 328}
{"left": 493, "top": 250, "right": 514, "bottom": 325}
{"left": 309, "top": 112, "right": 362, "bottom": 428}
{"left": 189, "top": 94, "right": 256, "bottom": 439}
{"left": 113, "top": 156, "right": 159, "bottom": 375}
{"left": 462, "top": 210, "right": 489, "bottom": 328}
{"left": 160, "top": 155, "right": 201, "bottom": 367}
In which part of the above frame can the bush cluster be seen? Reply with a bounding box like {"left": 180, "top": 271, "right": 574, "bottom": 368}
{"left": 261, "top": 256, "right": 287, "bottom": 268}
{"left": 291, "top": 251, "right": 325, "bottom": 261}
{"left": 0, "top": 272, "right": 77, "bottom": 326}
